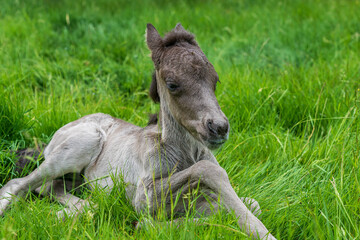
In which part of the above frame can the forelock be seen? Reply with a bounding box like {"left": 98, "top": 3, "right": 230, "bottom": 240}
{"left": 162, "top": 30, "right": 198, "bottom": 47}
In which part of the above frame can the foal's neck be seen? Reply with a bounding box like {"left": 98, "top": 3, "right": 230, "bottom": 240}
{"left": 159, "top": 103, "right": 201, "bottom": 151}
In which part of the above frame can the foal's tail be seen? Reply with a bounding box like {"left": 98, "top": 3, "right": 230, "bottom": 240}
{"left": 14, "top": 143, "right": 46, "bottom": 174}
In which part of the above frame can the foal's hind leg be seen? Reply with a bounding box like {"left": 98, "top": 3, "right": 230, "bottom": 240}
{"left": 0, "top": 122, "right": 105, "bottom": 216}
{"left": 35, "top": 179, "right": 94, "bottom": 219}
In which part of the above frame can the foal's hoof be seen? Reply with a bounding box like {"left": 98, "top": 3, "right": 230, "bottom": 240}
{"left": 135, "top": 218, "right": 154, "bottom": 230}
{"left": 240, "top": 197, "right": 262, "bottom": 216}
{"left": 0, "top": 198, "right": 11, "bottom": 217}
{"left": 56, "top": 208, "right": 75, "bottom": 221}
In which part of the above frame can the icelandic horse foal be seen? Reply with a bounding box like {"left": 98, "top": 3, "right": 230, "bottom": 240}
{"left": 0, "top": 24, "right": 276, "bottom": 239}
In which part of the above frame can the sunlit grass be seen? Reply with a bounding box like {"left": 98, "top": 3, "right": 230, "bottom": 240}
{"left": 0, "top": 0, "right": 359, "bottom": 239}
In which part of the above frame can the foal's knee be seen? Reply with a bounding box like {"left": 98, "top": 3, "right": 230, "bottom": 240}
{"left": 191, "top": 161, "right": 229, "bottom": 183}
{"left": 133, "top": 181, "right": 154, "bottom": 214}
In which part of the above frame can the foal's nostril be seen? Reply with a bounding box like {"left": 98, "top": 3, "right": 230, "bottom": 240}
{"left": 207, "top": 120, "right": 217, "bottom": 135}
{"left": 217, "top": 122, "right": 229, "bottom": 136}
{"left": 206, "top": 120, "right": 229, "bottom": 137}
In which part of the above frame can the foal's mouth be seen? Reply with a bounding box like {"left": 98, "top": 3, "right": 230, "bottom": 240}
{"left": 208, "top": 141, "right": 226, "bottom": 149}
{"left": 206, "top": 137, "right": 228, "bottom": 149}
{"left": 196, "top": 126, "right": 229, "bottom": 150}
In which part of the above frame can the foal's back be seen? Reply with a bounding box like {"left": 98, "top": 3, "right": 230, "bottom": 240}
{"left": 44, "top": 113, "right": 145, "bottom": 191}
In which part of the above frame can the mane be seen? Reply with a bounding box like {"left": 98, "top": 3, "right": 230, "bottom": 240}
{"left": 149, "top": 71, "right": 160, "bottom": 103}
{"left": 162, "top": 30, "right": 198, "bottom": 47}
{"left": 147, "top": 113, "right": 158, "bottom": 125}
{"left": 148, "top": 71, "right": 159, "bottom": 125}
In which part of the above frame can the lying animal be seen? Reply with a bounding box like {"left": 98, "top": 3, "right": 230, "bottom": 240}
{"left": 0, "top": 23, "right": 276, "bottom": 240}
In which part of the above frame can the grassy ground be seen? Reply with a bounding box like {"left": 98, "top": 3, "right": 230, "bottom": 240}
{"left": 1, "top": 0, "right": 359, "bottom": 239}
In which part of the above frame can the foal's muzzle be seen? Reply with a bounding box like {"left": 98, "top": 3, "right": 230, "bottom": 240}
{"left": 206, "top": 119, "right": 229, "bottom": 137}
{"left": 205, "top": 118, "right": 229, "bottom": 149}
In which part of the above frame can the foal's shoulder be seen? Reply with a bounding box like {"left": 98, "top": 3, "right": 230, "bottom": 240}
{"left": 142, "top": 124, "right": 161, "bottom": 141}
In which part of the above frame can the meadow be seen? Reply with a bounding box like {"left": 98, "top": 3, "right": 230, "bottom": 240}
{"left": 0, "top": 0, "right": 359, "bottom": 239}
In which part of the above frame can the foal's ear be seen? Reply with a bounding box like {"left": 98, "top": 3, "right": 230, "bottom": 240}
{"left": 146, "top": 24, "right": 163, "bottom": 52}
{"left": 174, "top": 23, "right": 185, "bottom": 32}
{"left": 146, "top": 23, "right": 163, "bottom": 68}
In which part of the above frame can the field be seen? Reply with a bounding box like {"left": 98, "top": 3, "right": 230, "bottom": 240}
{"left": 0, "top": 0, "right": 359, "bottom": 239}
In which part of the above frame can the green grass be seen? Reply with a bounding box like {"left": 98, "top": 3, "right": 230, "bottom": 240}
{"left": 0, "top": 0, "right": 359, "bottom": 239}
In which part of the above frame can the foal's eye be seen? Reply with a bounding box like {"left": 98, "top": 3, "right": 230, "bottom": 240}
{"left": 166, "top": 82, "right": 179, "bottom": 92}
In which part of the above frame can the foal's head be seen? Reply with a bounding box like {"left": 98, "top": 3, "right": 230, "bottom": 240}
{"left": 146, "top": 23, "right": 229, "bottom": 149}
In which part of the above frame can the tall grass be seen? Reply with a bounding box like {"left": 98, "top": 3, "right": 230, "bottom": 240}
{"left": 0, "top": 0, "right": 359, "bottom": 239}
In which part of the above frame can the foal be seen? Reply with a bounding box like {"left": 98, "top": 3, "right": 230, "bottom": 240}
{"left": 0, "top": 24, "right": 276, "bottom": 240}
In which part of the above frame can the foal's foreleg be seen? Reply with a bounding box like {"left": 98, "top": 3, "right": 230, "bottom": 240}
{"left": 240, "top": 197, "right": 262, "bottom": 217}
{"left": 136, "top": 161, "right": 276, "bottom": 240}
{"left": 191, "top": 161, "right": 276, "bottom": 239}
